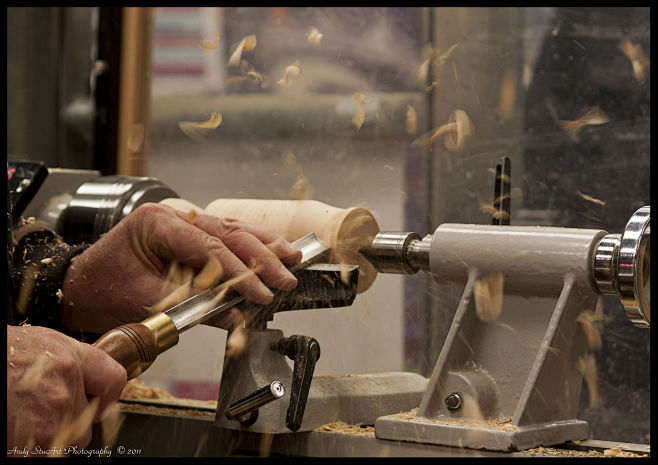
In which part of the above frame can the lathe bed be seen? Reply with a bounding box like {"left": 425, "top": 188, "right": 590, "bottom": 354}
{"left": 89, "top": 401, "right": 650, "bottom": 458}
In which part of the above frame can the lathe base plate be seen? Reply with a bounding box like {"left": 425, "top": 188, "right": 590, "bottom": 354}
{"left": 375, "top": 414, "right": 588, "bottom": 452}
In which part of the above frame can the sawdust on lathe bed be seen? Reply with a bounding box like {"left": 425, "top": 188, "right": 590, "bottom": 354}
{"left": 120, "top": 379, "right": 175, "bottom": 400}
{"left": 314, "top": 421, "right": 375, "bottom": 438}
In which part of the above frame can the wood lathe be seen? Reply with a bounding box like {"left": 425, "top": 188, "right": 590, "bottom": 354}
{"left": 8, "top": 161, "right": 650, "bottom": 457}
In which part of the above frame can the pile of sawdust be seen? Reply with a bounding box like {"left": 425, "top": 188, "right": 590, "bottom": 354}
{"left": 120, "top": 379, "right": 174, "bottom": 400}
{"left": 314, "top": 421, "right": 375, "bottom": 438}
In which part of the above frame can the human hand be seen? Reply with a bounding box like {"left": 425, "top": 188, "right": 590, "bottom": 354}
{"left": 59, "top": 202, "right": 302, "bottom": 334}
{"left": 6, "top": 325, "right": 127, "bottom": 451}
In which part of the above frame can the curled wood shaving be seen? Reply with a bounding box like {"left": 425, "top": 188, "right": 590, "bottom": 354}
{"left": 473, "top": 273, "right": 504, "bottom": 322}
{"left": 40, "top": 257, "right": 53, "bottom": 265}
{"left": 577, "top": 191, "right": 606, "bottom": 206}
{"left": 178, "top": 112, "right": 223, "bottom": 142}
{"left": 277, "top": 61, "right": 302, "bottom": 87}
{"left": 56, "top": 289, "right": 64, "bottom": 303}
{"left": 406, "top": 105, "right": 418, "bottom": 134}
{"left": 44, "top": 350, "right": 56, "bottom": 360}
{"left": 228, "top": 34, "right": 257, "bottom": 67}
{"left": 307, "top": 27, "right": 323, "bottom": 45}
{"left": 480, "top": 204, "right": 510, "bottom": 221}
{"left": 199, "top": 30, "right": 220, "bottom": 51}
{"left": 238, "top": 60, "right": 266, "bottom": 88}
{"left": 618, "top": 38, "right": 650, "bottom": 84}
{"left": 9, "top": 346, "right": 16, "bottom": 356}
{"left": 443, "top": 109, "right": 474, "bottom": 153}
{"left": 417, "top": 43, "right": 458, "bottom": 88}
{"left": 558, "top": 106, "right": 609, "bottom": 136}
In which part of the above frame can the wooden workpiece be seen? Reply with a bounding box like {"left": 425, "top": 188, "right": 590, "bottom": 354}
{"left": 161, "top": 198, "right": 380, "bottom": 293}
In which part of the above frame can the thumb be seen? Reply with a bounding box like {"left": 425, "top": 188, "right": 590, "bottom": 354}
{"left": 77, "top": 342, "right": 128, "bottom": 422}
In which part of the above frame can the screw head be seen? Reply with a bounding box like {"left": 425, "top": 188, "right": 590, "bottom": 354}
{"left": 445, "top": 392, "right": 462, "bottom": 411}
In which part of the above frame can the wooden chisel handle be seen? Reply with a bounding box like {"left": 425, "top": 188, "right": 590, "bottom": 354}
{"left": 93, "top": 313, "right": 179, "bottom": 380}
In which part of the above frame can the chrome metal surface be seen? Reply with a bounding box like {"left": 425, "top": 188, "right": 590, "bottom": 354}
{"left": 225, "top": 381, "right": 286, "bottom": 421}
{"left": 58, "top": 175, "right": 179, "bottom": 244}
{"left": 593, "top": 233, "right": 621, "bottom": 295}
{"left": 359, "top": 232, "right": 423, "bottom": 274}
{"left": 592, "top": 206, "right": 650, "bottom": 328}
{"left": 618, "top": 206, "right": 650, "bottom": 327}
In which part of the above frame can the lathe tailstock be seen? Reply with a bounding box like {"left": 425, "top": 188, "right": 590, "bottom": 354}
{"left": 362, "top": 206, "right": 649, "bottom": 451}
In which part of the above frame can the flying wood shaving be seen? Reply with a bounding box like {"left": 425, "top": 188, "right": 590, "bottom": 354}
{"left": 101, "top": 406, "right": 125, "bottom": 448}
{"left": 9, "top": 346, "right": 15, "bottom": 356}
{"left": 225, "top": 326, "right": 248, "bottom": 358}
{"left": 56, "top": 289, "right": 64, "bottom": 304}
{"left": 416, "top": 43, "right": 435, "bottom": 86}
{"left": 277, "top": 61, "right": 302, "bottom": 87}
{"left": 558, "top": 106, "right": 609, "bottom": 136}
{"left": 307, "top": 27, "right": 323, "bottom": 45}
{"left": 618, "top": 38, "right": 650, "bottom": 84}
{"left": 576, "top": 310, "right": 610, "bottom": 351}
{"left": 18, "top": 354, "right": 51, "bottom": 391}
{"left": 406, "top": 105, "right": 418, "bottom": 134}
{"left": 480, "top": 204, "right": 510, "bottom": 221}
{"left": 352, "top": 92, "right": 370, "bottom": 132}
{"left": 443, "top": 109, "right": 474, "bottom": 153}
{"left": 425, "top": 80, "right": 439, "bottom": 92}
{"left": 192, "top": 256, "right": 224, "bottom": 290}
{"left": 473, "top": 273, "right": 504, "bottom": 322}
{"left": 239, "top": 60, "right": 266, "bottom": 88}
{"left": 178, "top": 113, "right": 222, "bottom": 142}
{"left": 49, "top": 397, "right": 100, "bottom": 454}
{"left": 411, "top": 122, "right": 456, "bottom": 151}
{"left": 487, "top": 168, "right": 512, "bottom": 184}
{"left": 199, "top": 30, "right": 220, "bottom": 51}
{"left": 437, "top": 43, "right": 459, "bottom": 65}
{"left": 228, "top": 34, "right": 257, "bottom": 67}
{"left": 289, "top": 176, "right": 313, "bottom": 200}
{"left": 284, "top": 150, "right": 313, "bottom": 200}
{"left": 151, "top": 281, "right": 192, "bottom": 313}
{"left": 577, "top": 191, "right": 606, "bottom": 206}
{"left": 40, "top": 257, "right": 53, "bottom": 265}
{"left": 577, "top": 354, "right": 602, "bottom": 409}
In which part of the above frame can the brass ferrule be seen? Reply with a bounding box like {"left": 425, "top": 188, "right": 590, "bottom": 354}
{"left": 142, "top": 312, "right": 179, "bottom": 353}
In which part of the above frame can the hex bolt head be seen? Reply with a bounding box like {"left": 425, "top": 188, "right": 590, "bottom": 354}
{"left": 445, "top": 392, "right": 463, "bottom": 411}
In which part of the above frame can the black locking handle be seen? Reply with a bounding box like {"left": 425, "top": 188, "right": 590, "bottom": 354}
{"left": 270, "top": 335, "right": 321, "bottom": 432}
